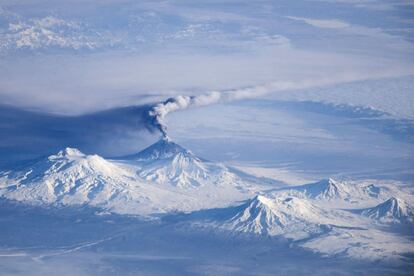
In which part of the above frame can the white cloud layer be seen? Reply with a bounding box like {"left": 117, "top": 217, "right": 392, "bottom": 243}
{"left": 0, "top": 0, "right": 413, "bottom": 114}
{"left": 0, "top": 16, "right": 114, "bottom": 51}
{"left": 286, "top": 16, "right": 350, "bottom": 29}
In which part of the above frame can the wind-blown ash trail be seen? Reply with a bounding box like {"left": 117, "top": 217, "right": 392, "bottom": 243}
{"left": 148, "top": 78, "right": 343, "bottom": 137}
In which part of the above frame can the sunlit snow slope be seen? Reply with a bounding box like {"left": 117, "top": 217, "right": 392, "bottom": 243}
{"left": 0, "top": 139, "right": 256, "bottom": 215}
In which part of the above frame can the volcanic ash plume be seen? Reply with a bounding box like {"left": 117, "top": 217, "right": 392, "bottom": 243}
{"left": 148, "top": 79, "right": 336, "bottom": 137}
{"left": 149, "top": 91, "right": 221, "bottom": 137}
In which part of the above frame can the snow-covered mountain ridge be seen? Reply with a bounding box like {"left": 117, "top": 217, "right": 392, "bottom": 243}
{"left": 220, "top": 195, "right": 361, "bottom": 240}
{"left": 187, "top": 188, "right": 414, "bottom": 260}
{"left": 0, "top": 139, "right": 413, "bottom": 261}
{"left": 0, "top": 140, "right": 256, "bottom": 215}
{"left": 281, "top": 178, "right": 382, "bottom": 201}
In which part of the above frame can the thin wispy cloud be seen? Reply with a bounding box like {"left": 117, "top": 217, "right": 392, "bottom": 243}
{"left": 286, "top": 16, "right": 350, "bottom": 29}
{"left": 0, "top": 0, "right": 413, "bottom": 114}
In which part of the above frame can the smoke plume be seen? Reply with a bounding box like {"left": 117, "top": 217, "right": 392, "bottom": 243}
{"left": 148, "top": 78, "right": 344, "bottom": 137}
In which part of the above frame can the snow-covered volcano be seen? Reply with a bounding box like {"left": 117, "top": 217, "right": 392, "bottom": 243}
{"left": 122, "top": 137, "right": 243, "bottom": 189}
{"left": 361, "top": 197, "right": 414, "bottom": 224}
{"left": 0, "top": 147, "right": 158, "bottom": 214}
{"left": 0, "top": 148, "right": 129, "bottom": 202}
{"left": 186, "top": 188, "right": 414, "bottom": 260}
{"left": 0, "top": 144, "right": 413, "bottom": 262}
{"left": 218, "top": 194, "right": 361, "bottom": 240}
{"left": 278, "top": 178, "right": 384, "bottom": 203}
{"left": 126, "top": 136, "right": 192, "bottom": 161}
{"left": 0, "top": 143, "right": 254, "bottom": 215}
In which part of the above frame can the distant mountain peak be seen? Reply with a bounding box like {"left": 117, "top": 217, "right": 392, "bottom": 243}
{"left": 386, "top": 197, "right": 402, "bottom": 205}
{"left": 318, "top": 178, "right": 338, "bottom": 188}
{"left": 130, "top": 137, "right": 194, "bottom": 161}
{"left": 282, "top": 178, "right": 383, "bottom": 202}
{"left": 54, "top": 147, "right": 85, "bottom": 158}
{"left": 361, "top": 197, "right": 413, "bottom": 223}
{"left": 223, "top": 194, "right": 342, "bottom": 237}
{"left": 317, "top": 178, "right": 340, "bottom": 196}
{"left": 136, "top": 138, "right": 211, "bottom": 188}
{"left": 285, "top": 178, "right": 343, "bottom": 200}
{"left": 255, "top": 194, "right": 271, "bottom": 204}
{"left": 124, "top": 138, "right": 239, "bottom": 189}
{"left": 0, "top": 147, "right": 143, "bottom": 212}
{"left": 161, "top": 135, "right": 172, "bottom": 142}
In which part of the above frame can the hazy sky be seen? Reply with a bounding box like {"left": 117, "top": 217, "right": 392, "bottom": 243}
{"left": 0, "top": 0, "right": 413, "bottom": 179}
{"left": 0, "top": 0, "right": 413, "bottom": 114}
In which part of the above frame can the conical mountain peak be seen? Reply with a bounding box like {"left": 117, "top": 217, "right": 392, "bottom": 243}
{"left": 132, "top": 137, "right": 194, "bottom": 161}
{"left": 54, "top": 147, "right": 85, "bottom": 158}
{"left": 361, "top": 196, "right": 413, "bottom": 223}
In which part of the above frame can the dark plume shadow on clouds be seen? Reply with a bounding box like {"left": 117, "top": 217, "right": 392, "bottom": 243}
{"left": 0, "top": 104, "right": 159, "bottom": 169}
